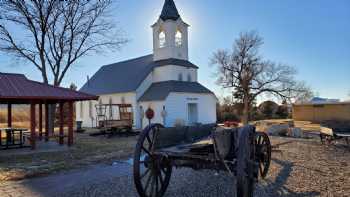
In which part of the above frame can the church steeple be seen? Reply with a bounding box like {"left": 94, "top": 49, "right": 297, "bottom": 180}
{"left": 152, "top": 0, "right": 189, "bottom": 61}
{"left": 160, "top": 0, "right": 180, "bottom": 21}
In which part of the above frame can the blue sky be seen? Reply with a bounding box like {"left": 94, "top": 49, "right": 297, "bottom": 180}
{"left": 0, "top": 0, "right": 349, "bottom": 101}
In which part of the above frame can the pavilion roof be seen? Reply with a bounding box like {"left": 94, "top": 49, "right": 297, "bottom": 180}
{"left": 0, "top": 72, "right": 98, "bottom": 103}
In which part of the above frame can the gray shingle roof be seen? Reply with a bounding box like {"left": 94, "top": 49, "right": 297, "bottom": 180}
{"left": 138, "top": 80, "right": 214, "bottom": 102}
{"left": 80, "top": 55, "right": 198, "bottom": 95}
{"left": 160, "top": 0, "right": 180, "bottom": 21}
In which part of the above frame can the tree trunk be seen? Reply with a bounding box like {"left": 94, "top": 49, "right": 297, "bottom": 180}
{"left": 242, "top": 96, "right": 249, "bottom": 125}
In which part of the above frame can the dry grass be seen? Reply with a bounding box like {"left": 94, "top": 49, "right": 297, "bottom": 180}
{"left": 0, "top": 129, "right": 137, "bottom": 181}
{"left": 0, "top": 106, "right": 30, "bottom": 128}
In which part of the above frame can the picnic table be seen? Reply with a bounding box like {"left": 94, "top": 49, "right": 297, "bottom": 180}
{"left": 0, "top": 128, "right": 29, "bottom": 149}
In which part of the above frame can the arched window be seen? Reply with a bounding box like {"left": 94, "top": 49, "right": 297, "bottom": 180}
{"left": 187, "top": 73, "right": 192, "bottom": 82}
{"left": 175, "top": 30, "right": 182, "bottom": 46}
{"left": 178, "top": 73, "right": 183, "bottom": 81}
{"left": 159, "top": 31, "right": 166, "bottom": 48}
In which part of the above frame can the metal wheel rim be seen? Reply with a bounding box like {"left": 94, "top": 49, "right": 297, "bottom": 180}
{"left": 255, "top": 132, "right": 271, "bottom": 179}
{"left": 133, "top": 124, "right": 172, "bottom": 197}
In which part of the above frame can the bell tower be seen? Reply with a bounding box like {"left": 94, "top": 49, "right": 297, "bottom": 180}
{"left": 152, "top": 0, "right": 189, "bottom": 61}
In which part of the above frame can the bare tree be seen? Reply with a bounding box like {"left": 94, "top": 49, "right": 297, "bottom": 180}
{"left": 0, "top": 0, "right": 127, "bottom": 86}
{"left": 0, "top": 0, "right": 127, "bottom": 131}
{"left": 211, "top": 31, "right": 311, "bottom": 124}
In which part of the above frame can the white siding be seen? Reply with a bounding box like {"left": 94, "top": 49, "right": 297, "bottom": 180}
{"left": 165, "top": 93, "right": 217, "bottom": 127}
{"left": 153, "top": 65, "right": 197, "bottom": 82}
{"left": 139, "top": 101, "right": 165, "bottom": 128}
{"left": 153, "top": 18, "right": 189, "bottom": 61}
{"left": 135, "top": 65, "right": 197, "bottom": 101}
{"left": 76, "top": 91, "right": 217, "bottom": 129}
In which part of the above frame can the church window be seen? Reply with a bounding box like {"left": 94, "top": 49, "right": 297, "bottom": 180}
{"left": 80, "top": 102, "right": 83, "bottom": 118}
{"left": 175, "top": 30, "right": 182, "bottom": 46}
{"left": 178, "top": 73, "right": 183, "bottom": 81}
{"left": 89, "top": 101, "right": 93, "bottom": 118}
{"left": 187, "top": 73, "right": 192, "bottom": 82}
{"left": 159, "top": 31, "right": 166, "bottom": 48}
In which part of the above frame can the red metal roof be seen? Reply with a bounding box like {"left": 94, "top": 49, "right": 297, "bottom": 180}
{"left": 0, "top": 72, "right": 98, "bottom": 102}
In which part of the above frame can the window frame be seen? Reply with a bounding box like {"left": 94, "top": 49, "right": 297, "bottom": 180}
{"left": 159, "top": 30, "right": 166, "bottom": 48}
{"left": 178, "top": 73, "right": 183, "bottom": 81}
{"left": 80, "top": 101, "right": 84, "bottom": 118}
{"left": 187, "top": 73, "right": 192, "bottom": 82}
{"left": 175, "top": 29, "right": 182, "bottom": 47}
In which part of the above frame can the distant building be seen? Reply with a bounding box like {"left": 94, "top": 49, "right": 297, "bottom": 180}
{"left": 308, "top": 97, "right": 340, "bottom": 104}
{"left": 76, "top": 0, "right": 217, "bottom": 129}
{"left": 292, "top": 102, "right": 350, "bottom": 122}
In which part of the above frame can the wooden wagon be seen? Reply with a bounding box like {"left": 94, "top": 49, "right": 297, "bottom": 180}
{"left": 133, "top": 124, "right": 272, "bottom": 197}
{"left": 95, "top": 104, "right": 133, "bottom": 135}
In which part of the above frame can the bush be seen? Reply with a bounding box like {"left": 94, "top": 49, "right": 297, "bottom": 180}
{"left": 275, "top": 105, "right": 289, "bottom": 119}
{"left": 222, "top": 112, "right": 240, "bottom": 122}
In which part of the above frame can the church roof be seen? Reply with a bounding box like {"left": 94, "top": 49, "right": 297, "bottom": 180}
{"left": 160, "top": 0, "right": 180, "bottom": 21}
{"left": 138, "top": 80, "right": 214, "bottom": 102}
{"left": 80, "top": 55, "right": 198, "bottom": 95}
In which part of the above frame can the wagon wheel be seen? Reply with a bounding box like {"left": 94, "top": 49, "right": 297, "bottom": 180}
{"left": 255, "top": 132, "right": 271, "bottom": 179}
{"left": 133, "top": 124, "right": 172, "bottom": 197}
{"left": 345, "top": 137, "right": 350, "bottom": 149}
{"left": 236, "top": 125, "right": 256, "bottom": 197}
{"left": 320, "top": 133, "right": 326, "bottom": 144}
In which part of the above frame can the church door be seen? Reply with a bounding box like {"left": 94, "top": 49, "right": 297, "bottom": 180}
{"left": 187, "top": 103, "right": 198, "bottom": 125}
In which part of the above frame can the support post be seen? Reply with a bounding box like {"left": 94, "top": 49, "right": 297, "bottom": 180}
{"left": 45, "top": 103, "right": 49, "bottom": 142}
{"left": 7, "top": 103, "right": 12, "bottom": 128}
{"left": 30, "top": 102, "right": 36, "bottom": 150}
{"left": 59, "top": 102, "right": 64, "bottom": 145}
{"left": 39, "top": 103, "right": 43, "bottom": 140}
{"left": 68, "top": 101, "right": 74, "bottom": 146}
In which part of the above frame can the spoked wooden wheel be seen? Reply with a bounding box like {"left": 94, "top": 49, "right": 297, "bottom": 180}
{"left": 236, "top": 125, "right": 256, "bottom": 197}
{"left": 255, "top": 132, "right": 271, "bottom": 179}
{"left": 133, "top": 124, "right": 172, "bottom": 197}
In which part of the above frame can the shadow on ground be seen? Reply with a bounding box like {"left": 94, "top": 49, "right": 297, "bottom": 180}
{"left": 260, "top": 158, "right": 320, "bottom": 197}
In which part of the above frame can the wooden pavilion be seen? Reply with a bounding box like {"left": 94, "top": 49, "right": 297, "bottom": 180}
{"left": 0, "top": 72, "right": 98, "bottom": 149}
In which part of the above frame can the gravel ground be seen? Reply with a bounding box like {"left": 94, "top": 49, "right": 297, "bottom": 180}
{"left": 266, "top": 136, "right": 350, "bottom": 197}
{"left": 58, "top": 168, "right": 276, "bottom": 197}
{"left": 1, "top": 136, "right": 349, "bottom": 197}
{"left": 60, "top": 168, "right": 273, "bottom": 197}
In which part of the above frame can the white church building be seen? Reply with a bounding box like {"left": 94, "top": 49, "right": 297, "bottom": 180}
{"left": 77, "top": 0, "right": 217, "bottom": 129}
